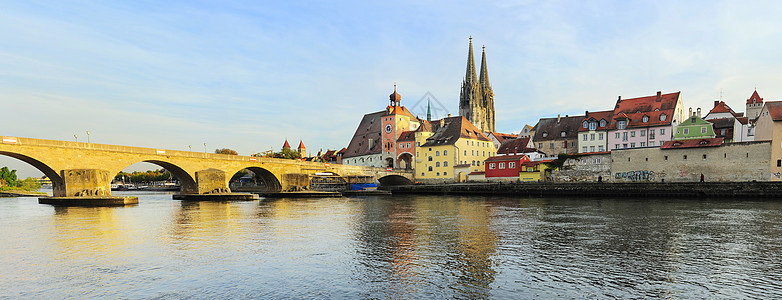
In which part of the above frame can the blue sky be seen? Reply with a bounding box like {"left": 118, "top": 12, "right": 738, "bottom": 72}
{"left": 2, "top": 0, "right": 782, "bottom": 177}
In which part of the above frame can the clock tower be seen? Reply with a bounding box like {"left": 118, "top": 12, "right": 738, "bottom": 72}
{"left": 380, "top": 84, "right": 420, "bottom": 168}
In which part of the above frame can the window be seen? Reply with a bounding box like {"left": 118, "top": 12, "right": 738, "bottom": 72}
{"left": 599, "top": 133, "right": 604, "bottom": 140}
{"left": 701, "top": 127, "right": 707, "bottom": 134}
{"left": 692, "top": 118, "right": 696, "bottom": 123}
{"left": 660, "top": 114, "right": 667, "bottom": 121}
{"left": 428, "top": 166, "right": 433, "bottom": 171}
{"left": 443, "top": 150, "right": 448, "bottom": 155}
{"left": 615, "top": 144, "right": 620, "bottom": 149}
{"left": 582, "top": 146, "right": 588, "bottom": 152}
{"left": 563, "top": 141, "right": 568, "bottom": 148}
{"left": 664, "top": 155, "right": 668, "bottom": 161}
{"left": 561, "top": 131, "right": 566, "bottom": 137}
{"left": 428, "top": 156, "right": 432, "bottom": 161}
{"left": 642, "top": 115, "right": 649, "bottom": 122}
{"left": 538, "top": 143, "right": 543, "bottom": 149}
{"left": 444, "top": 161, "right": 448, "bottom": 167}
{"left": 583, "top": 121, "right": 588, "bottom": 128}
{"left": 622, "top": 132, "right": 628, "bottom": 141}
{"left": 436, "top": 151, "right": 440, "bottom": 156}
{"left": 499, "top": 162, "right": 505, "bottom": 169}
{"left": 640, "top": 142, "right": 646, "bottom": 147}
{"left": 590, "top": 146, "right": 595, "bottom": 152}
{"left": 590, "top": 134, "right": 595, "bottom": 141}
{"left": 630, "top": 131, "right": 636, "bottom": 137}
{"left": 436, "top": 162, "right": 440, "bottom": 167}
{"left": 421, "top": 172, "right": 425, "bottom": 176}
{"left": 472, "top": 161, "right": 476, "bottom": 166}
{"left": 703, "top": 154, "right": 707, "bottom": 160}
{"left": 630, "top": 142, "right": 636, "bottom": 148}
{"left": 472, "top": 150, "right": 474, "bottom": 155}
{"left": 623, "top": 143, "right": 628, "bottom": 148}
{"left": 661, "top": 129, "right": 666, "bottom": 135}
{"left": 416, "top": 142, "right": 420, "bottom": 146}
{"left": 571, "top": 142, "right": 576, "bottom": 147}
{"left": 600, "top": 120, "right": 607, "bottom": 127}
{"left": 583, "top": 134, "right": 588, "bottom": 141}
{"left": 615, "top": 132, "right": 620, "bottom": 139}
{"left": 549, "top": 143, "right": 554, "bottom": 148}
{"left": 683, "top": 128, "right": 689, "bottom": 135}
{"left": 543, "top": 132, "right": 548, "bottom": 137}
{"left": 650, "top": 141, "right": 655, "bottom": 146}
{"left": 640, "top": 130, "right": 646, "bottom": 137}
{"left": 683, "top": 155, "right": 688, "bottom": 160}
{"left": 617, "top": 120, "right": 627, "bottom": 129}
{"left": 444, "top": 172, "right": 448, "bottom": 176}
{"left": 436, "top": 172, "right": 440, "bottom": 176}
{"left": 778, "top": 160, "right": 781, "bottom": 167}
{"left": 509, "top": 162, "right": 516, "bottom": 168}
{"left": 490, "top": 163, "right": 495, "bottom": 169}
{"left": 589, "top": 122, "right": 597, "bottom": 130}
{"left": 598, "top": 145, "right": 604, "bottom": 151}
{"left": 464, "top": 150, "right": 467, "bottom": 156}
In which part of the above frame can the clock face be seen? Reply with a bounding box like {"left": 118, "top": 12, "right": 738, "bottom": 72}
{"left": 385, "top": 124, "right": 392, "bottom": 133}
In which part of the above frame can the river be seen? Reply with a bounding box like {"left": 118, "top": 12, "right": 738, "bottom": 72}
{"left": 1, "top": 192, "right": 781, "bottom": 299}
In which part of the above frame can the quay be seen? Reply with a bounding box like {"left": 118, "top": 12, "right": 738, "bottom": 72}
{"left": 386, "top": 182, "right": 782, "bottom": 199}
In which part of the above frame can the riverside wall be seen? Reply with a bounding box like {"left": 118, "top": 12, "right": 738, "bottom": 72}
{"left": 386, "top": 182, "right": 782, "bottom": 198}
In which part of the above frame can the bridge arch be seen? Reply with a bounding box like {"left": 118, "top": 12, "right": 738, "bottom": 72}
{"left": 228, "top": 166, "right": 282, "bottom": 192}
{"left": 378, "top": 174, "right": 413, "bottom": 187}
{"left": 113, "top": 160, "right": 198, "bottom": 194}
{"left": 0, "top": 150, "right": 63, "bottom": 190}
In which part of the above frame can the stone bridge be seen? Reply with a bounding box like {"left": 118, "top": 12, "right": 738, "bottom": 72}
{"left": 0, "top": 136, "right": 413, "bottom": 198}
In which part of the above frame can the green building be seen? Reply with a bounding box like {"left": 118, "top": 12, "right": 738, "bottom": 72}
{"left": 674, "top": 113, "right": 716, "bottom": 140}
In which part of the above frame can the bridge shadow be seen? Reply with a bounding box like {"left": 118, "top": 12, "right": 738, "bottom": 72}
{"left": 228, "top": 167, "right": 282, "bottom": 193}
{"left": 378, "top": 175, "right": 414, "bottom": 187}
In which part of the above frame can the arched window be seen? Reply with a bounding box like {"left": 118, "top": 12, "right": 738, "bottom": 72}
{"left": 542, "top": 132, "right": 548, "bottom": 137}
{"left": 443, "top": 150, "right": 448, "bottom": 155}
{"left": 428, "top": 166, "right": 433, "bottom": 171}
{"left": 428, "top": 156, "right": 432, "bottom": 161}
{"left": 660, "top": 113, "right": 667, "bottom": 121}
{"left": 589, "top": 122, "right": 597, "bottom": 130}
{"left": 583, "top": 121, "right": 588, "bottom": 128}
{"left": 444, "top": 161, "right": 448, "bottom": 167}
{"left": 436, "top": 151, "right": 440, "bottom": 156}
{"left": 600, "top": 120, "right": 607, "bottom": 127}
{"left": 436, "top": 162, "right": 440, "bottom": 167}
{"left": 642, "top": 115, "right": 649, "bottom": 122}
{"left": 560, "top": 131, "right": 566, "bottom": 137}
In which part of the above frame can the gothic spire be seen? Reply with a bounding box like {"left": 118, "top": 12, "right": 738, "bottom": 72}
{"left": 479, "top": 45, "right": 490, "bottom": 88}
{"left": 464, "top": 36, "right": 477, "bottom": 84}
{"left": 427, "top": 98, "right": 432, "bottom": 122}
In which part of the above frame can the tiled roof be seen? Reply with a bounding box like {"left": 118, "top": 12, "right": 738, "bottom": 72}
{"left": 396, "top": 131, "right": 416, "bottom": 142}
{"left": 491, "top": 132, "right": 518, "bottom": 143}
{"left": 532, "top": 115, "right": 585, "bottom": 141}
{"left": 343, "top": 111, "right": 384, "bottom": 158}
{"left": 496, "top": 137, "right": 535, "bottom": 155}
{"left": 661, "top": 138, "right": 724, "bottom": 149}
{"left": 575, "top": 151, "right": 611, "bottom": 156}
{"left": 578, "top": 110, "right": 614, "bottom": 132}
{"left": 386, "top": 105, "right": 417, "bottom": 119}
{"left": 485, "top": 154, "right": 529, "bottom": 162}
{"left": 298, "top": 140, "right": 305, "bottom": 149}
{"left": 521, "top": 159, "right": 554, "bottom": 167}
{"left": 417, "top": 120, "right": 433, "bottom": 132}
{"left": 766, "top": 101, "right": 782, "bottom": 121}
{"left": 282, "top": 139, "right": 291, "bottom": 149}
{"left": 420, "top": 116, "right": 491, "bottom": 147}
{"left": 707, "top": 118, "right": 734, "bottom": 129}
{"left": 708, "top": 101, "right": 742, "bottom": 118}
{"left": 736, "top": 117, "right": 749, "bottom": 125}
{"left": 607, "top": 92, "right": 680, "bottom": 130}
{"left": 747, "top": 90, "right": 764, "bottom": 105}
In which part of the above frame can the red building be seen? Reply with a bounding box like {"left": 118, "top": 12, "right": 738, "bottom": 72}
{"left": 484, "top": 154, "right": 530, "bottom": 179}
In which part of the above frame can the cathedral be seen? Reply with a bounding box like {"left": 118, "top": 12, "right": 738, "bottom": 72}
{"left": 459, "top": 37, "right": 495, "bottom": 133}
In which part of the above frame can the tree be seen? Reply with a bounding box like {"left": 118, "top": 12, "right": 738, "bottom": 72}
{"left": 0, "top": 167, "right": 17, "bottom": 187}
{"left": 18, "top": 177, "right": 41, "bottom": 191}
{"left": 272, "top": 148, "right": 301, "bottom": 160}
{"left": 215, "top": 148, "right": 239, "bottom": 155}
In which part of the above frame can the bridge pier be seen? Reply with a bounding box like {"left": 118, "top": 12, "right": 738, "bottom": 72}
{"left": 172, "top": 168, "right": 257, "bottom": 201}
{"left": 39, "top": 169, "right": 138, "bottom": 206}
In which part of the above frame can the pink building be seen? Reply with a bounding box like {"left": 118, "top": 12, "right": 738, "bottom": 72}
{"left": 607, "top": 91, "right": 685, "bottom": 150}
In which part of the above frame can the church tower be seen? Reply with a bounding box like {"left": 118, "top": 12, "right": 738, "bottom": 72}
{"left": 459, "top": 37, "right": 495, "bottom": 133}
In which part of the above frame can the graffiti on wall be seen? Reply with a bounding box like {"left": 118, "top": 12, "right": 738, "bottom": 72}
{"left": 772, "top": 172, "right": 782, "bottom": 179}
{"left": 614, "top": 170, "right": 655, "bottom": 182}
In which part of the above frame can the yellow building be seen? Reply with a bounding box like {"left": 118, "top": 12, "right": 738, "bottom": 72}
{"left": 416, "top": 116, "right": 495, "bottom": 182}
{"left": 518, "top": 160, "right": 554, "bottom": 182}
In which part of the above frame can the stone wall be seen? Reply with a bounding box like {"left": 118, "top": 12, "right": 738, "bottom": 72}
{"left": 555, "top": 152, "right": 611, "bottom": 182}
{"left": 610, "top": 141, "right": 771, "bottom": 182}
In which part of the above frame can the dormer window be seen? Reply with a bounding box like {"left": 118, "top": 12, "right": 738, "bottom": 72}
{"left": 560, "top": 131, "right": 566, "bottom": 137}
{"left": 660, "top": 113, "right": 667, "bottom": 121}
{"left": 642, "top": 115, "right": 649, "bottom": 123}
{"left": 589, "top": 122, "right": 597, "bottom": 130}
{"left": 600, "top": 120, "right": 607, "bottom": 127}
{"left": 542, "top": 132, "right": 548, "bottom": 137}
{"left": 617, "top": 120, "right": 627, "bottom": 130}
{"left": 583, "top": 121, "right": 588, "bottom": 128}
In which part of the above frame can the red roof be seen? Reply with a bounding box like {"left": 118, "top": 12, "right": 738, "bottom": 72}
{"left": 485, "top": 154, "right": 530, "bottom": 162}
{"left": 578, "top": 110, "right": 614, "bottom": 132}
{"left": 766, "top": 101, "right": 782, "bottom": 121}
{"left": 497, "top": 137, "right": 535, "bottom": 155}
{"left": 298, "top": 140, "right": 305, "bottom": 149}
{"left": 521, "top": 159, "right": 554, "bottom": 167}
{"left": 396, "top": 131, "right": 416, "bottom": 142}
{"left": 747, "top": 90, "right": 764, "bottom": 105}
{"left": 607, "top": 92, "right": 680, "bottom": 130}
{"left": 736, "top": 117, "right": 748, "bottom": 125}
{"left": 282, "top": 139, "right": 291, "bottom": 149}
{"left": 491, "top": 132, "right": 518, "bottom": 143}
{"left": 386, "top": 105, "right": 417, "bottom": 119}
{"left": 708, "top": 101, "right": 742, "bottom": 118}
{"left": 576, "top": 151, "right": 611, "bottom": 156}
{"left": 661, "top": 138, "right": 724, "bottom": 149}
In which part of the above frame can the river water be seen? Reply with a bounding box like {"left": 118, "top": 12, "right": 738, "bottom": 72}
{"left": 1, "top": 192, "right": 781, "bottom": 299}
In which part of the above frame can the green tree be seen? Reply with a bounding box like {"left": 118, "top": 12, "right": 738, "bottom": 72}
{"left": 273, "top": 148, "right": 301, "bottom": 160}
{"left": 215, "top": 148, "right": 239, "bottom": 155}
{"left": 18, "top": 177, "right": 41, "bottom": 191}
{"left": 0, "top": 167, "right": 17, "bottom": 187}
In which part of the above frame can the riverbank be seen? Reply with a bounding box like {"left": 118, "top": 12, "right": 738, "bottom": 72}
{"left": 386, "top": 182, "right": 782, "bottom": 198}
{"left": 0, "top": 190, "right": 47, "bottom": 197}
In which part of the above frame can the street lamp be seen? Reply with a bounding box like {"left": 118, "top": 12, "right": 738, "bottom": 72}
{"left": 74, "top": 134, "right": 78, "bottom": 142}
{"left": 188, "top": 145, "right": 192, "bottom": 152}
{"left": 204, "top": 142, "right": 207, "bottom": 153}
{"left": 86, "top": 131, "right": 90, "bottom": 143}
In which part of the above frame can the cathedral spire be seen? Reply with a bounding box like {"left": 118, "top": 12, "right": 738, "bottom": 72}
{"left": 427, "top": 98, "right": 432, "bottom": 122}
{"left": 479, "top": 45, "right": 490, "bottom": 88}
{"left": 464, "top": 36, "right": 477, "bottom": 84}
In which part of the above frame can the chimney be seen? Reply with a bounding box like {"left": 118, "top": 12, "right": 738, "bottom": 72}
{"left": 714, "top": 100, "right": 720, "bottom": 108}
{"left": 585, "top": 110, "right": 589, "bottom": 117}
{"left": 656, "top": 91, "right": 662, "bottom": 102}
{"left": 689, "top": 107, "right": 693, "bottom": 116}
{"left": 557, "top": 114, "right": 561, "bottom": 123}
{"left": 697, "top": 108, "right": 701, "bottom": 118}
{"left": 617, "top": 95, "right": 621, "bottom": 102}
{"left": 447, "top": 114, "right": 451, "bottom": 117}
{"left": 439, "top": 119, "right": 444, "bottom": 127}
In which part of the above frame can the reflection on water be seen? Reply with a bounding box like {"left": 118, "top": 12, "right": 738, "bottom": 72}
{"left": 1, "top": 193, "right": 782, "bottom": 298}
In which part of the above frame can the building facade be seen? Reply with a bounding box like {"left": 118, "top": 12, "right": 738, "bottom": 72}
{"left": 577, "top": 110, "right": 613, "bottom": 153}
{"left": 753, "top": 101, "right": 782, "bottom": 180}
{"left": 459, "top": 37, "right": 495, "bottom": 133}
{"left": 555, "top": 152, "right": 612, "bottom": 182}
{"left": 606, "top": 91, "right": 685, "bottom": 150}
{"left": 531, "top": 114, "right": 584, "bottom": 157}
{"left": 704, "top": 100, "right": 750, "bottom": 142}
{"left": 417, "top": 117, "right": 496, "bottom": 182}
{"left": 673, "top": 113, "right": 716, "bottom": 140}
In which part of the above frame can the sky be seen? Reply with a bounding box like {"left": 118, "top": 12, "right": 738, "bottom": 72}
{"left": 2, "top": 0, "right": 782, "bottom": 177}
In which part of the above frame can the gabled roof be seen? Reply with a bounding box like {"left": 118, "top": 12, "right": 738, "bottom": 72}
{"left": 766, "top": 101, "right": 782, "bottom": 121}
{"left": 282, "top": 139, "right": 291, "bottom": 149}
{"left": 490, "top": 132, "right": 518, "bottom": 143}
{"left": 532, "top": 115, "right": 584, "bottom": 142}
{"left": 661, "top": 138, "right": 723, "bottom": 149}
{"left": 708, "top": 101, "right": 742, "bottom": 118}
{"left": 707, "top": 118, "right": 735, "bottom": 129}
{"left": 420, "top": 116, "right": 491, "bottom": 147}
{"left": 608, "top": 92, "right": 680, "bottom": 130}
{"left": 396, "top": 131, "right": 416, "bottom": 142}
{"left": 485, "top": 154, "right": 529, "bottom": 162}
{"left": 343, "top": 111, "right": 384, "bottom": 158}
{"left": 497, "top": 137, "right": 535, "bottom": 155}
{"left": 578, "top": 110, "right": 614, "bottom": 132}
{"left": 736, "top": 117, "right": 749, "bottom": 125}
{"left": 386, "top": 105, "right": 417, "bottom": 119}
{"left": 416, "top": 120, "right": 433, "bottom": 132}
{"left": 747, "top": 90, "right": 764, "bottom": 105}
{"left": 298, "top": 140, "right": 305, "bottom": 149}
